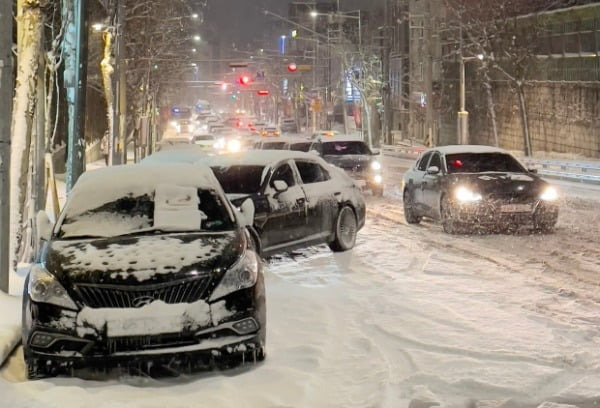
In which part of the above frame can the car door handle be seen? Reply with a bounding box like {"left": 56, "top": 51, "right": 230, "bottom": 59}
{"left": 296, "top": 197, "right": 306, "bottom": 206}
{"left": 334, "top": 192, "right": 341, "bottom": 196}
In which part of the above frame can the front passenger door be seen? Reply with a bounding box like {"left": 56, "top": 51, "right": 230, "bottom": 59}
{"left": 422, "top": 152, "right": 444, "bottom": 216}
{"left": 260, "top": 161, "right": 308, "bottom": 251}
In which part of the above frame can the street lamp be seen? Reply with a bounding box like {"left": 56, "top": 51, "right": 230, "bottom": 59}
{"left": 193, "top": 35, "right": 201, "bottom": 42}
{"left": 191, "top": 13, "right": 199, "bottom": 19}
{"left": 458, "top": 53, "right": 484, "bottom": 145}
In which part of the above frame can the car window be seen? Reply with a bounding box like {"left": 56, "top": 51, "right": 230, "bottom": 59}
{"left": 289, "top": 142, "right": 312, "bottom": 152}
{"left": 321, "top": 141, "right": 370, "bottom": 155}
{"left": 429, "top": 153, "right": 442, "bottom": 170}
{"left": 295, "top": 161, "right": 330, "bottom": 184}
{"left": 417, "top": 152, "right": 432, "bottom": 171}
{"left": 445, "top": 153, "right": 526, "bottom": 173}
{"left": 262, "top": 142, "right": 287, "bottom": 150}
{"left": 270, "top": 163, "right": 296, "bottom": 188}
{"left": 211, "top": 165, "right": 265, "bottom": 194}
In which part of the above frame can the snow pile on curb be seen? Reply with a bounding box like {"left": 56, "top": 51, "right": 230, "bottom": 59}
{"left": 0, "top": 292, "right": 22, "bottom": 366}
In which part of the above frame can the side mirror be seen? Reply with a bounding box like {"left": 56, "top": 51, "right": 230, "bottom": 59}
{"left": 238, "top": 198, "right": 255, "bottom": 228}
{"left": 426, "top": 166, "right": 440, "bottom": 175}
{"left": 528, "top": 168, "right": 538, "bottom": 174}
{"left": 36, "top": 210, "right": 53, "bottom": 242}
{"left": 272, "top": 180, "right": 289, "bottom": 193}
{"left": 309, "top": 149, "right": 320, "bottom": 156}
{"left": 371, "top": 149, "right": 381, "bottom": 156}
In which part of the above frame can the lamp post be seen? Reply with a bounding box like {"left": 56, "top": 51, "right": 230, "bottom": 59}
{"left": 458, "top": 53, "right": 483, "bottom": 145}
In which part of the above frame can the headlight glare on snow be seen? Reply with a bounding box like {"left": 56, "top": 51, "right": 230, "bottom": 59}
{"left": 455, "top": 186, "right": 482, "bottom": 203}
{"left": 371, "top": 161, "right": 382, "bottom": 171}
{"left": 28, "top": 265, "right": 78, "bottom": 310}
{"left": 210, "top": 250, "right": 259, "bottom": 301}
{"left": 540, "top": 186, "right": 559, "bottom": 201}
{"left": 373, "top": 174, "right": 383, "bottom": 184}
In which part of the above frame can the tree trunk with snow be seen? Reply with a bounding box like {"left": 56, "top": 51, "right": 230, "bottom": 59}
{"left": 10, "top": 0, "right": 45, "bottom": 273}
{"left": 516, "top": 82, "right": 532, "bottom": 156}
{"left": 482, "top": 69, "right": 499, "bottom": 147}
{"left": 100, "top": 31, "right": 115, "bottom": 164}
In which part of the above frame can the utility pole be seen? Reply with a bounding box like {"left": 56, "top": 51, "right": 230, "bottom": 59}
{"left": 0, "top": 0, "right": 13, "bottom": 293}
{"left": 64, "top": 0, "right": 89, "bottom": 191}
{"left": 112, "top": 0, "right": 124, "bottom": 165}
{"left": 424, "top": 0, "right": 435, "bottom": 147}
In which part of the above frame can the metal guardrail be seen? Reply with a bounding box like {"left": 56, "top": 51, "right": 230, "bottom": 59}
{"left": 382, "top": 144, "right": 600, "bottom": 185}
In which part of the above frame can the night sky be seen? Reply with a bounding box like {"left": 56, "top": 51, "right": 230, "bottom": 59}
{"left": 203, "top": 0, "right": 384, "bottom": 51}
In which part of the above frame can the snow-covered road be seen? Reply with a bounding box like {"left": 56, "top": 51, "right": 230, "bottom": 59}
{"left": 1, "top": 158, "right": 598, "bottom": 407}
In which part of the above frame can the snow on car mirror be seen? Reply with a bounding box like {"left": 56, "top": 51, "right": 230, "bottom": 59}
{"left": 309, "top": 150, "right": 320, "bottom": 156}
{"left": 153, "top": 184, "right": 207, "bottom": 231}
{"left": 426, "top": 166, "right": 440, "bottom": 175}
{"left": 371, "top": 149, "right": 381, "bottom": 156}
{"left": 273, "top": 180, "right": 289, "bottom": 193}
{"left": 36, "top": 210, "right": 53, "bottom": 242}
{"left": 238, "top": 197, "right": 255, "bottom": 227}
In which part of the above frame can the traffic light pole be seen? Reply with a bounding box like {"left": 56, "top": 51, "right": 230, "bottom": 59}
{"left": 0, "top": 0, "right": 13, "bottom": 293}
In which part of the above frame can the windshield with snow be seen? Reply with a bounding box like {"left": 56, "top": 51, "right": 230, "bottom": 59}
{"left": 322, "top": 141, "right": 371, "bottom": 156}
{"left": 446, "top": 153, "right": 526, "bottom": 174}
{"left": 211, "top": 165, "right": 265, "bottom": 194}
{"left": 57, "top": 189, "right": 235, "bottom": 238}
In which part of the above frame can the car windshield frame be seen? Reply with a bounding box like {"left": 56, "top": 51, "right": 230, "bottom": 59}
{"left": 445, "top": 152, "right": 527, "bottom": 174}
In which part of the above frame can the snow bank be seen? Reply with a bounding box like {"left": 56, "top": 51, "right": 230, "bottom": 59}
{"left": 0, "top": 293, "right": 21, "bottom": 366}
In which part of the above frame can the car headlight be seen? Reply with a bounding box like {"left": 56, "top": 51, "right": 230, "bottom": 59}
{"left": 373, "top": 174, "right": 383, "bottom": 184}
{"left": 454, "top": 186, "right": 482, "bottom": 202}
{"left": 540, "top": 186, "right": 558, "bottom": 201}
{"left": 227, "top": 139, "right": 242, "bottom": 153}
{"left": 210, "top": 250, "right": 259, "bottom": 301}
{"left": 169, "top": 120, "right": 177, "bottom": 127}
{"left": 215, "top": 137, "right": 226, "bottom": 149}
{"left": 28, "top": 265, "right": 78, "bottom": 310}
{"left": 371, "top": 161, "right": 382, "bottom": 171}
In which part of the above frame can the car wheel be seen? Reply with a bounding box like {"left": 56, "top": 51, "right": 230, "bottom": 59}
{"left": 329, "top": 206, "right": 358, "bottom": 252}
{"left": 403, "top": 190, "right": 422, "bottom": 224}
{"left": 441, "top": 196, "right": 463, "bottom": 234}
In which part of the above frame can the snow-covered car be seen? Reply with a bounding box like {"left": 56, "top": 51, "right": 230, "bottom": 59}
{"left": 310, "top": 130, "right": 340, "bottom": 140}
{"left": 311, "top": 138, "right": 383, "bottom": 196}
{"left": 156, "top": 137, "right": 193, "bottom": 152}
{"left": 280, "top": 118, "right": 298, "bottom": 133}
{"left": 23, "top": 164, "right": 266, "bottom": 378}
{"left": 402, "top": 145, "right": 560, "bottom": 233}
{"left": 204, "top": 151, "right": 366, "bottom": 256}
{"left": 259, "top": 127, "right": 281, "bottom": 137}
{"left": 253, "top": 140, "right": 289, "bottom": 150}
{"left": 192, "top": 133, "right": 217, "bottom": 150}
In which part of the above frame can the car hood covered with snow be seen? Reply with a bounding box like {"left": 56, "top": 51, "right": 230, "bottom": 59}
{"left": 43, "top": 230, "right": 244, "bottom": 286}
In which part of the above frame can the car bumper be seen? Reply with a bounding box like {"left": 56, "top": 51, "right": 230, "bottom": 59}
{"left": 450, "top": 200, "right": 559, "bottom": 226}
{"left": 344, "top": 170, "right": 383, "bottom": 190}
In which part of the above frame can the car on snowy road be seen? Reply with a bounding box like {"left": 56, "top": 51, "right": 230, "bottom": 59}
{"left": 402, "top": 145, "right": 560, "bottom": 233}
{"left": 23, "top": 164, "right": 266, "bottom": 378}
{"left": 204, "top": 151, "right": 366, "bottom": 256}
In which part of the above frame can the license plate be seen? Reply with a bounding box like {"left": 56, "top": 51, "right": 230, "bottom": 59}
{"left": 500, "top": 204, "right": 532, "bottom": 213}
{"left": 107, "top": 316, "right": 183, "bottom": 337}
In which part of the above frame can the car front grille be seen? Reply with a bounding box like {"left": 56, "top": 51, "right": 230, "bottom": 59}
{"left": 487, "top": 192, "right": 536, "bottom": 204}
{"left": 107, "top": 332, "right": 198, "bottom": 353}
{"left": 74, "top": 276, "right": 213, "bottom": 309}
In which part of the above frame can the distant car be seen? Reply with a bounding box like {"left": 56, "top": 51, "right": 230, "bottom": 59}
{"left": 202, "top": 151, "right": 366, "bottom": 257}
{"left": 23, "top": 164, "right": 265, "bottom": 378}
{"left": 192, "top": 134, "right": 217, "bottom": 150}
{"left": 175, "top": 119, "right": 195, "bottom": 134}
{"left": 311, "top": 138, "right": 383, "bottom": 196}
{"left": 402, "top": 145, "right": 560, "bottom": 233}
{"left": 280, "top": 118, "right": 298, "bottom": 133}
{"left": 260, "top": 127, "right": 281, "bottom": 137}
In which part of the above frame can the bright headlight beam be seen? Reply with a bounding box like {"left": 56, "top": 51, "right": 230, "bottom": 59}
{"left": 540, "top": 186, "right": 559, "bottom": 201}
{"left": 455, "top": 186, "right": 482, "bottom": 202}
{"left": 371, "top": 161, "right": 382, "bottom": 171}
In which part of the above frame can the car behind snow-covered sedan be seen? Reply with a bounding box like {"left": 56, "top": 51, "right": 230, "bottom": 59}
{"left": 23, "top": 164, "right": 265, "bottom": 379}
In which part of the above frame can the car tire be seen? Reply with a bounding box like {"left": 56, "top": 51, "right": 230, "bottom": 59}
{"left": 441, "top": 196, "right": 463, "bottom": 234}
{"left": 403, "top": 190, "right": 422, "bottom": 224}
{"left": 329, "top": 206, "right": 358, "bottom": 252}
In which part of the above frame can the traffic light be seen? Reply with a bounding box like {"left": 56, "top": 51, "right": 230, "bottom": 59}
{"left": 257, "top": 90, "right": 270, "bottom": 96}
{"left": 287, "top": 63, "right": 298, "bottom": 73}
{"left": 238, "top": 75, "right": 251, "bottom": 85}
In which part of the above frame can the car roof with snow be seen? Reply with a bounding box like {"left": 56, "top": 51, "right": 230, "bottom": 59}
{"left": 427, "top": 145, "right": 509, "bottom": 155}
{"left": 203, "top": 150, "right": 327, "bottom": 167}
{"left": 141, "top": 149, "right": 209, "bottom": 164}
{"left": 64, "top": 163, "right": 224, "bottom": 218}
{"left": 318, "top": 136, "right": 366, "bottom": 144}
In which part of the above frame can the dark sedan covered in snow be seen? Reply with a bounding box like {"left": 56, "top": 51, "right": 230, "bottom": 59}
{"left": 204, "top": 151, "right": 367, "bottom": 256}
{"left": 24, "top": 164, "right": 266, "bottom": 378}
{"left": 402, "top": 145, "right": 560, "bottom": 233}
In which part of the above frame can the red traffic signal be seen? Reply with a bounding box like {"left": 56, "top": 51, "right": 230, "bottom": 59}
{"left": 257, "top": 90, "right": 270, "bottom": 96}
{"left": 238, "top": 75, "right": 251, "bottom": 85}
{"left": 287, "top": 63, "right": 298, "bottom": 73}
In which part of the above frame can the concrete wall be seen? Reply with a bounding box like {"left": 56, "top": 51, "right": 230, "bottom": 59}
{"left": 468, "top": 81, "right": 600, "bottom": 158}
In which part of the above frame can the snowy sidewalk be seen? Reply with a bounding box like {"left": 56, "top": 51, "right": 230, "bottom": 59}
{"left": 0, "top": 293, "right": 21, "bottom": 367}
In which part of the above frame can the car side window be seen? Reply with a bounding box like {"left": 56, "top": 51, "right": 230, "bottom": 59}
{"left": 417, "top": 152, "right": 432, "bottom": 171}
{"left": 295, "top": 161, "right": 330, "bottom": 184}
{"left": 270, "top": 163, "right": 296, "bottom": 188}
{"left": 429, "top": 153, "right": 441, "bottom": 170}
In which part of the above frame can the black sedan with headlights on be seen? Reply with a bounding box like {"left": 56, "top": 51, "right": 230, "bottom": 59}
{"left": 23, "top": 164, "right": 265, "bottom": 379}
{"left": 311, "top": 138, "right": 384, "bottom": 196}
{"left": 402, "top": 145, "right": 559, "bottom": 233}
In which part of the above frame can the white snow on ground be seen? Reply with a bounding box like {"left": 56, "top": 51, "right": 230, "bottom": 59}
{"left": 0, "top": 293, "right": 21, "bottom": 366}
{"left": 1, "top": 156, "right": 598, "bottom": 407}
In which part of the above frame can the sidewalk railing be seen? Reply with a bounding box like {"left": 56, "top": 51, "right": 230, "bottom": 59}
{"left": 382, "top": 144, "right": 600, "bottom": 185}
